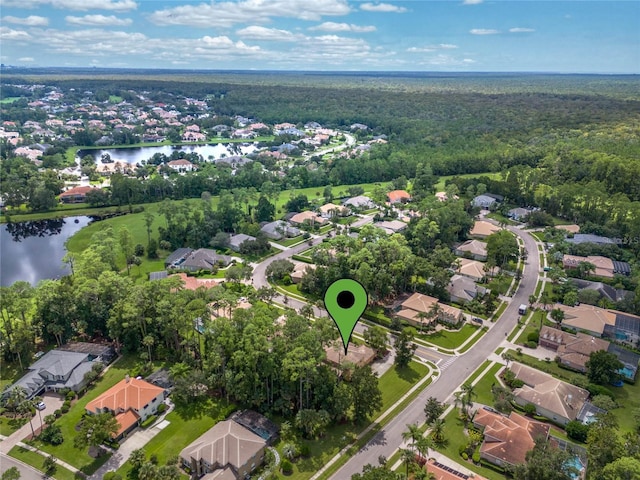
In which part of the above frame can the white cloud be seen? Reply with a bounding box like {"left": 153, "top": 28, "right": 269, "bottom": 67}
{"left": 18, "top": 56, "right": 34, "bottom": 62}
{"left": 420, "top": 54, "right": 476, "bottom": 66}
{"left": 66, "top": 15, "right": 132, "bottom": 26}
{"left": 509, "top": 27, "right": 535, "bottom": 33}
{"left": 360, "top": 2, "right": 407, "bottom": 13}
{"left": 236, "top": 25, "right": 300, "bottom": 41}
{"left": 463, "top": 0, "right": 483, "bottom": 4}
{"left": 1, "top": 15, "right": 49, "bottom": 26}
{"left": 407, "top": 43, "right": 458, "bottom": 53}
{"left": 0, "top": 26, "right": 32, "bottom": 40}
{"left": 149, "top": 0, "right": 350, "bottom": 27}
{"left": 1, "top": 0, "right": 137, "bottom": 11}
{"left": 309, "top": 22, "right": 376, "bottom": 33}
{"left": 470, "top": 28, "right": 499, "bottom": 35}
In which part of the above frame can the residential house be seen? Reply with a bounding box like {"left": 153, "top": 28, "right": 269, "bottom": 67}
{"left": 181, "top": 249, "right": 232, "bottom": 271}
{"left": 375, "top": 220, "right": 407, "bottom": 234}
{"left": 228, "top": 233, "right": 256, "bottom": 252}
{"left": 607, "top": 343, "right": 640, "bottom": 382}
{"left": 166, "top": 159, "right": 195, "bottom": 172}
{"left": 507, "top": 207, "right": 533, "bottom": 221}
{"left": 324, "top": 343, "right": 376, "bottom": 368}
{"left": 571, "top": 278, "right": 633, "bottom": 304}
{"left": 562, "top": 254, "right": 630, "bottom": 279}
{"left": 434, "top": 191, "right": 458, "bottom": 202}
{"left": 472, "top": 194, "right": 499, "bottom": 209}
{"left": 557, "top": 303, "right": 617, "bottom": 338}
{"left": 387, "top": 190, "right": 411, "bottom": 204}
{"left": 164, "top": 248, "right": 194, "bottom": 268}
{"left": 291, "top": 262, "right": 315, "bottom": 284}
{"left": 180, "top": 419, "right": 266, "bottom": 479}
{"left": 4, "top": 347, "right": 108, "bottom": 399}
{"left": 607, "top": 311, "right": 640, "bottom": 347}
{"left": 507, "top": 362, "right": 589, "bottom": 425}
{"left": 397, "top": 293, "right": 465, "bottom": 328}
{"left": 85, "top": 377, "right": 165, "bottom": 440}
{"left": 447, "top": 274, "right": 489, "bottom": 304}
{"left": 566, "top": 234, "right": 621, "bottom": 245}
{"left": 342, "top": 195, "right": 375, "bottom": 209}
{"left": 59, "top": 186, "right": 96, "bottom": 203}
{"left": 289, "top": 211, "right": 328, "bottom": 227}
{"left": 260, "top": 220, "right": 300, "bottom": 240}
{"left": 425, "top": 459, "right": 488, "bottom": 480}
{"left": 318, "top": 203, "right": 350, "bottom": 218}
{"left": 455, "top": 258, "right": 498, "bottom": 281}
{"left": 473, "top": 409, "right": 550, "bottom": 467}
{"left": 538, "top": 326, "right": 610, "bottom": 373}
{"left": 555, "top": 224, "right": 580, "bottom": 234}
{"left": 455, "top": 240, "right": 488, "bottom": 262}
{"left": 469, "top": 220, "right": 501, "bottom": 238}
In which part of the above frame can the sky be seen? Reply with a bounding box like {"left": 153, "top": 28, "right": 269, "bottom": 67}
{"left": 0, "top": 0, "right": 638, "bottom": 73}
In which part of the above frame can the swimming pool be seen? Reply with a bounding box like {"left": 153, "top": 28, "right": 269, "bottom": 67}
{"left": 565, "top": 456, "right": 585, "bottom": 479}
{"left": 618, "top": 365, "right": 635, "bottom": 380}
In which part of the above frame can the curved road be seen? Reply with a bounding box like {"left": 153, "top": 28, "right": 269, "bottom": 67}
{"left": 250, "top": 218, "right": 540, "bottom": 478}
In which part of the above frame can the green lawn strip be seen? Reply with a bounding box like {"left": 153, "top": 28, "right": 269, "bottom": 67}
{"left": 314, "top": 363, "right": 434, "bottom": 480}
{"left": 275, "top": 283, "right": 308, "bottom": 301}
{"left": 275, "top": 235, "right": 305, "bottom": 247}
{"left": 0, "top": 97, "right": 21, "bottom": 104}
{"left": 9, "top": 445, "right": 76, "bottom": 480}
{"left": 116, "top": 398, "right": 236, "bottom": 479}
{"left": 486, "top": 275, "right": 512, "bottom": 296}
{"left": 533, "top": 280, "right": 543, "bottom": 298}
{"left": 31, "top": 355, "right": 154, "bottom": 473}
{"left": 490, "top": 302, "right": 507, "bottom": 322}
{"left": 416, "top": 324, "right": 480, "bottom": 350}
{"left": 494, "top": 347, "right": 504, "bottom": 356}
{"left": 457, "top": 326, "right": 489, "bottom": 353}
{"left": 471, "top": 363, "right": 504, "bottom": 406}
{"left": 0, "top": 416, "right": 28, "bottom": 436}
{"left": 434, "top": 409, "right": 505, "bottom": 480}
{"left": 463, "top": 360, "right": 492, "bottom": 386}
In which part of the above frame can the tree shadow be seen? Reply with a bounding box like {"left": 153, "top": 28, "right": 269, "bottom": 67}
{"left": 395, "top": 365, "right": 420, "bottom": 383}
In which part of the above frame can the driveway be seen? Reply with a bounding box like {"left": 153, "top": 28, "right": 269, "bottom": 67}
{"left": 0, "top": 392, "right": 64, "bottom": 455}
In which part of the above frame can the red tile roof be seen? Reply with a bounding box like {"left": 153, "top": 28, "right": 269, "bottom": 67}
{"left": 86, "top": 378, "right": 164, "bottom": 413}
{"left": 59, "top": 186, "right": 96, "bottom": 198}
{"left": 387, "top": 190, "right": 411, "bottom": 203}
{"left": 115, "top": 409, "right": 140, "bottom": 436}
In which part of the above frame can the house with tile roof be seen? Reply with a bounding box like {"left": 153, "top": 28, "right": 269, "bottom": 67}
{"left": 85, "top": 377, "right": 165, "bottom": 440}
{"left": 180, "top": 419, "right": 266, "bottom": 479}
{"left": 507, "top": 362, "right": 589, "bottom": 425}
{"left": 455, "top": 258, "right": 498, "bottom": 281}
{"left": 469, "top": 220, "right": 501, "bottom": 238}
{"left": 289, "top": 211, "right": 327, "bottom": 226}
{"left": 59, "top": 186, "right": 97, "bottom": 203}
{"left": 455, "top": 240, "right": 488, "bottom": 261}
{"left": 397, "top": 293, "right": 465, "bottom": 328}
{"left": 473, "top": 409, "right": 550, "bottom": 467}
{"left": 562, "top": 254, "right": 630, "bottom": 279}
{"left": 318, "top": 202, "right": 350, "bottom": 218}
{"left": 387, "top": 190, "right": 411, "bottom": 204}
{"left": 538, "top": 326, "right": 610, "bottom": 373}
{"left": 556, "top": 303, "right": 617, "bottom": 337}
{"left": 324, "top": 343, "right": 376, "bottom": 368}
{"left": 447, "top": 274, "right": 489, "bottom": 304}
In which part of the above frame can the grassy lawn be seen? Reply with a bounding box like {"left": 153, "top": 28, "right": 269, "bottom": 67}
{"left": 0, "top": 97, "right": 21, "bottom": 104}
{"left": 458, "top": 326, "right": 489, "bottom": 353}
{"left": 610, "top": 375, "right": 640, "bottom": 435}
{"left": 0, "top": 416, "right": 28, "bottom": 436}
{"left": 116, "top": 398, "right": 236, "bottom": 478}
{"left": 276, "top": 235, "right": 305, "bottom": 247}
{"left": 0, "top": 359, "right": 24, "bottom": 391}
{"left": 418, "top": 324, "right": 480, "bottom": 350}
{"left": 464, "top": 360, "right": 492, "bottom": 385}
{"left": 472, "top": 363, "right": 503, "bottom": 406}
{"left": 9, "top": 445, "right": 77, "bottom": 480}
{"left": 491, "top": 301, "right": 508, "bottom": 321}
{"left": 486, "top": 213, "right": 517, "bottom": 226}
{"left": 505, "top": 349, "right": 577, "bottom": 383}
{"left": 378, "top": 362, "right": 430, "bottom": 412}
{"left": 486, "top": 274, "right": 512, "bottom": 296}
{"left": 435, "top": 409, "right": 506, "bottom": 480}
{"left": 433, "top": 172, "right": 501, "bottom": 192}
{"left": 31, "top": 354, "right": 155, "bottom": 474}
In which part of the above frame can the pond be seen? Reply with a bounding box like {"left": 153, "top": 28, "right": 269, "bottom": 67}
{"left": 78, "top": 143, "right": 259, "bottom": 165}
{"left": 0, "top": 216, "right": 92, "bottom": 286}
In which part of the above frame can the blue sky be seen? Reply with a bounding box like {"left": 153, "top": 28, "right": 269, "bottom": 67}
{"left": 1, "top": 1, "right": 638, "bottom": 73}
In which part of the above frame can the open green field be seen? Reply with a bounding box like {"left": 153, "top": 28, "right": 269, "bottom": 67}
{"left": 30, "top": 354, "right": 159, "bottom": 474}
{"left": 471, "top": 362, "right": 504, "bottom": 406}
{"left": 434, "top": 172, "right": 501, "bottom": 191}
{"left": 0, "top": 96, "right": 22, "bottom": 104}
{"left": 9, "top": 445, "right": 77, "bottom": 480}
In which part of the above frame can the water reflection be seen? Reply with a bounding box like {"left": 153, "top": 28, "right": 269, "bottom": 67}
{"left": 0, "top": 216, "right": 92, "bottom": 286}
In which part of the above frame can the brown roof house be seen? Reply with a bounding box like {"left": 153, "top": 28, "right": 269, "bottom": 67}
{"left": 318, "top": 202, "right": 350, "bottom": 218}
{"left": 85, "top": 377, "right": 165, "bottom": 440}
{"left": 324, "top": 343, "right": 376, "bottom": 368}
{"left": 539, "top": 326, "right": 610, "bottom": 373}
{"left": 59, "top": 186, "right": 97, "bottom": 203}
{"left": 556, "top": 303, "right": 617, "bottom": 337}
{"left": 397, "top": 293, "right": 465, "bottom": 328}
{"left": 455, "top": 240, "right": 488, "bottom": 262}
{"left": 289, "top": 211, "right": 328, "bottom": 227}
{"left": 507, "top": 362, "right": 589, "bottom": 426}
{"left": 562, "top": 255, "right": 631, "bottom": 279}
{"left": 387, "top": 190, "right": 411, "bottom": 203}
{"left": 180, "top": 419, "right": 266, "bottom": 479}
{"left": 456, "top": 258, "right": 498, "bottom": 281}
{"left": 473, "top": 409, "right": 550, "bottom": 468}
{"left": 469, "top": 220, "right": 501, "bottom": 239}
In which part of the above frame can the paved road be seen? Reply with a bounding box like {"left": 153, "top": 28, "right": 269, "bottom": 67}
{"left": 0, "top": 453, "right": 44, "bottom": 480}
{"left": 328, "top": 224, "right": 540, "bottom": 479}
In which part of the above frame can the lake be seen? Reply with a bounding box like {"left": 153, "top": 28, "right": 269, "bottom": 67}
{"left": 0, "top": 216, "right": 92, "bottom": 286}
{"left": 78, "top": 143, "right": 259, "bottom": 165}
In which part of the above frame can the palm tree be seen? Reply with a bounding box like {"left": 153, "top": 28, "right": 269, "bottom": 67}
{"left": 429, "top": 418, "right": 446, "bottom": 446}
{"left": 400, "top": 448, "right": 416, "bottom": 479}
{"left": 501, "top": 351, "right": 514, "bottom": 368}
{"left": 415, "top": 435, "right": 434, "bottom": 461}
{"left": 402, "top": 423, "right": 422, "bottom": 453}
{"left": 550, "top": 308, "right": 565, "bottom": 327}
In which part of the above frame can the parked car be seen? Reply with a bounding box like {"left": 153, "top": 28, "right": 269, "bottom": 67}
{"left": 36, "top": 402, "right": 46, "bottom": 410}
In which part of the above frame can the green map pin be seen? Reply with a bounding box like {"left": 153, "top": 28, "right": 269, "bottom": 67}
{"left": 324, "top": 279, "right": 368, "bottom": 355}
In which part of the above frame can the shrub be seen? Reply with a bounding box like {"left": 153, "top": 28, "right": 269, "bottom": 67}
{"left": 525, "top": 341, "right": 538, "bottom": 349}
{"left": 281, "top": 459, "right": 293, "bottom": 475}
{"left": 134, "top": 244, "right": 144, "bottom": 256}
{"left": 586, "top": 384, "right": 615, "bottom": 399}
{"left": 140, "top": 415, "right": 157, "bottom": 428}
{"left": 156, "top": 403, "right": 167, "bottom": 413}
{"left": 54, "top": 409, "right": 62, "bottom": 418}
{"left": 462, "top": 452, "right": 468, "bottom": 460}
{"left": 566, "top": 420, "right": 590, "bottom": 443}
{"left": 40, "top": 424, "right": 64, "bottom": 445}
{"left": 103, "top": 473, "right": 122, "bottom": 480}
{"left": 132, "top": 206, "right": 144, "bottom": 213}
{"left": 60, "top": 404, "right": 70, "bottom": 414}
{"left": 472, "top": 451, "right": 481, "bottom": 463}
{"left": 527, "top": 331, "right": 539, "bottom": 343}
{"left": 458, "top": 444, "right": 467, "bottom": 456}
{"left": 66, "top": 391, "right": 76, "bottom": 401}
{"left": 523, "top": 403, "right": 537, "bottom": 416}
{"left": 300, "top": 444, "right": 310, "bottom": 458}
